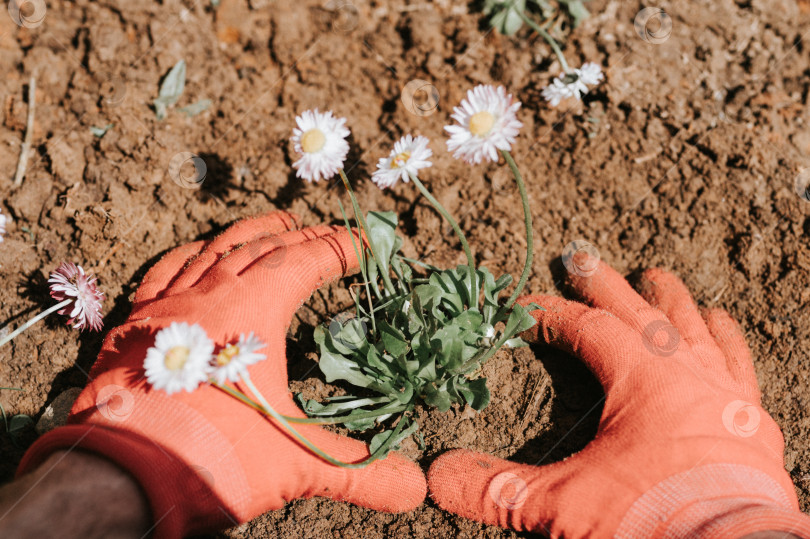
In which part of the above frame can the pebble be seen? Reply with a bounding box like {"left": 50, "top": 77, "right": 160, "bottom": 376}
{"left": 35, "top": 387, "right": 83, "bottom": 435}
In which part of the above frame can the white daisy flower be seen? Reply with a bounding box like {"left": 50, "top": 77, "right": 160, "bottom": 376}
{"left": 542, "top": 63, "right": 604, "bottom": 107}
{"left": 144, "top": 322, "right": 214, "bottom": 395}
{"left": 210, "top": 332, "right": 267, "bottom": 384}
{"left": 0, "top": 208, "right": 6, "bottom": 243}
{"left": 291, "top": 109, "right": 351, "bottom": 182}
{"left": 578, "top": 62, "right": 604, "bottom": 86}
{"left": 371, "top": 135, "right": 433, "bottom": 189}
{"left": 445, "top": 85, "right": 523, "bottom": 165}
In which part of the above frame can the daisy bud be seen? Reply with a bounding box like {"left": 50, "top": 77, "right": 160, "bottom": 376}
{"left": 445, "top": 85, "right": 523, "bottom": 165}
{"left": 291, "top": 109, "right": 351, "bottom": 182}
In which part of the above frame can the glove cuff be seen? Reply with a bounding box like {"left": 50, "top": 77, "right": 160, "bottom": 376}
{"left": 616, "top": 463, "right": 810, "bottom": 538}
{"left": 18, "top": 424, "right": 232, "bottom": 539}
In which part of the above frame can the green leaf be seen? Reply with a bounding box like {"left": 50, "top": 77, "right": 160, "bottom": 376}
{"left": 8, "top": 414, "right": 33, "bottom": 447}
{"left": 393, "top": 380, "right": 414, "bottom": 404}
{"left": 327, "top": 317, "right": 369, "bottom": 355}
{"left": 153, "top": 60, "right": 186, "bottom": 120}
{"left": 90, "top": 124, "right": 114, "bottom": 137}
{"left": 431, "top": 323, "right": 464, "bottom": 371}
{"left": 455, "top": 378, "right": 491, "bottom": 410}
{"left": 178, "top": 99, "right": 212, "bottom": 117}
{"left": 424, "top": 381, "right": 453, "bottom": 412}
{"left": 366, "top": 211, "right": 397, "bottom": 276}
{"left": 503, "top": 302, "right": 537, "bottom": 338}
{"left": 295, "top": 394, "right": 386, "bottom": 416}
{"left": 314, "top": 325, "right": 375, "bottom": 389}
{"left": 486, "top": 0, "right": 527, "bottom": 35}
{"left": 558, "top": 0, "right": 590, "bottom": 27}
{"left": 369, "top": 417, "right": 418, "bottom": 454}
{"left": 482, "top": 270, "right": 513, "bottom": 323}
{"left": 429, "top": 269, "right": 467, "bottom": 315}
{"left": 379, "top": 320, "right": 409, "bottom": 358}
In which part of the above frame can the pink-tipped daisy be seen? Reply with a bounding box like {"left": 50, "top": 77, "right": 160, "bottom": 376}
{"left": 542, "top": 62, "right": 604, "bottom": 107}
{"left": 48, "top": 262, "right": 105, "bottom": 331}
{"left": 445, "top": 85, "right": 523, "bottom": 165}
{"left": 372, "top": 135, "right": 433, "bottom": 189}
{"left": 144, "top": 322, "right": 214, "bottom": 395}
{"left": 210, "top": 332, "right": 267, "bottom": 384}
{"left": 291, "top": 109, "right": 351, "bottom": 182}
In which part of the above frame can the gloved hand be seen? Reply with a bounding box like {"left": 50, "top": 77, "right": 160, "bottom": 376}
{"left": 428, "top": 258, "right": 810, "bottom": 538}
{"left": 18, "top": 211, "right": 426, "bottom": 538}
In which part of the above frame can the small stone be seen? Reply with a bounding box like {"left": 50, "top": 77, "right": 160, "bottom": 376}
{"left": 35, "top": 387, "right": 82, "bottom": 435}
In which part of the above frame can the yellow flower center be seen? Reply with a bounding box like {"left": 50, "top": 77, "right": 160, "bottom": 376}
{"left": 468, "top": 111, "right": 495, "bottom": 136}
{"left": 216, "top": 344, "right": 240, "bottom": 366}
{"left": 392, "top": 151, "right": 411, "bottom": 169}
{"left": 301, "top": 129, "right": 326, "bottom": 153}
{"left": 164, "top": 346, "right": 190, "bottom": 371}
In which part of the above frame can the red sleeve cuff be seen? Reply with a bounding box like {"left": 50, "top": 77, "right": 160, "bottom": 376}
{"left": 18, "top": 424, "right": 233, "bottom": 539}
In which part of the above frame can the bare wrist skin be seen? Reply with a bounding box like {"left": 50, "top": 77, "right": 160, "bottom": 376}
{"left": 0, "top": 450, "right": 151, "bottom": 539}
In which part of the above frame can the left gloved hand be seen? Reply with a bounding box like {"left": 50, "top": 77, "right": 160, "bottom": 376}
{"left": 18, "top": 211, "right": 426, "bottom": 538}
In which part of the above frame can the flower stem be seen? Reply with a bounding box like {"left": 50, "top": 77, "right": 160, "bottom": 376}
{"left": 408, "top": 172, "right": 478, "bottom": 309}
{"left": 239, "top": 373, "right": 402, "bottom": 468}
{"left": 339, "top": 169, "right": 396, "bottom": 296}
{"left": 516, "top": 9, "right": 570, "bottom": 72}
{"left": 0, "top": 299, "right": 71, "bottom": 348}
{"left": 337, "top": 197, "right": 377, "bottom": 335}
{"left": 501, "top": 150, "right": 533, "bottom": 310}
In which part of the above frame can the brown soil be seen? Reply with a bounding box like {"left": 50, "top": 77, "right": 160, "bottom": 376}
{"left": 1, "top": 0, "right": 810, "bottom": 537}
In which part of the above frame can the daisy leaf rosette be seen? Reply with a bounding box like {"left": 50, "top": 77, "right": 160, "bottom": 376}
{"left": 301, "top": 211, "right": 537, "bottom": 458}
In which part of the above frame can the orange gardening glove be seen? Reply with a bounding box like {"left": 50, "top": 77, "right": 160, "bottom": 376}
{"left": 18, "top": 211, "right": 426, "bottom": 538}
{"left": 428, "top": 258, "right": 810, "bottom": 538}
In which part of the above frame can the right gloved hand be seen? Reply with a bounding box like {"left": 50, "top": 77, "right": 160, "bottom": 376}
{"left": 428, "top": 258, "right": 810, "bottom": 538}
